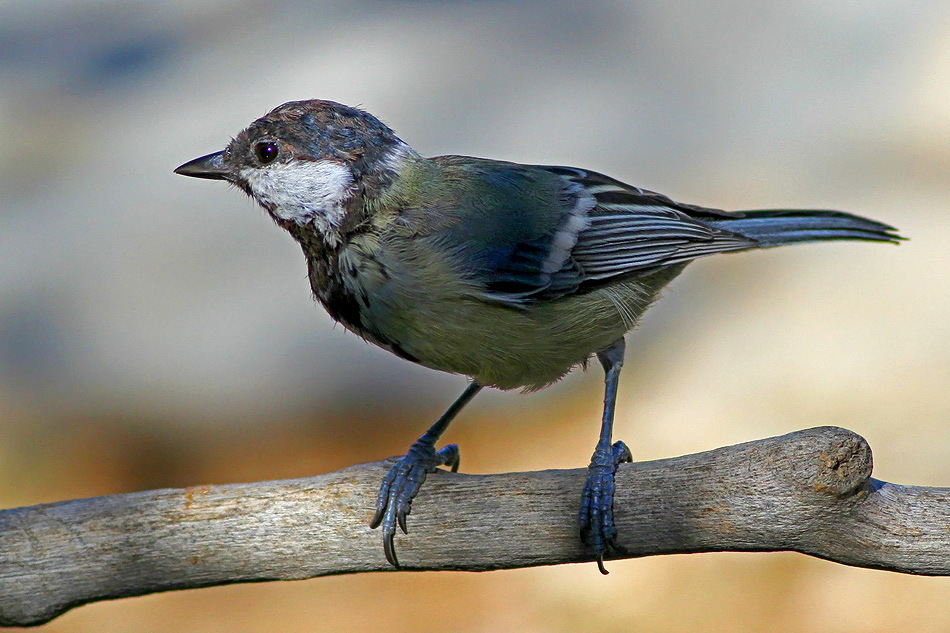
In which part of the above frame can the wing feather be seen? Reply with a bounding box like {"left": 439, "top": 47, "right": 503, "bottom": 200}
{"left": 476, "top": 165, "right": 755, "bottom": 305}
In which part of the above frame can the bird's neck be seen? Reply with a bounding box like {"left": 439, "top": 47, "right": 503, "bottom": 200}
{"left": 341, "top": 141, "right": 437, "bottom": 231}
{"left": 360, "top": 141, "right": 432, "bottom": 207}
{"left": 280, "top": 140, "right": 430, "bottom": 249}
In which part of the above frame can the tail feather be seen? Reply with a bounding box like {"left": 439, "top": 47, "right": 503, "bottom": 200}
{"left": 707, "top": 209, "right": 903, "bottom": 247}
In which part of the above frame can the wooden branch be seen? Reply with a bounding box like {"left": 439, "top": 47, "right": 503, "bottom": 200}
{"left": 0, "top": 426, "right": 947, "bottom": 626}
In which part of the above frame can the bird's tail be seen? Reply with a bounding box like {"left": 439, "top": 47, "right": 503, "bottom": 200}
{"left": 707, "top": 209, "right": 903, "bottom": 247}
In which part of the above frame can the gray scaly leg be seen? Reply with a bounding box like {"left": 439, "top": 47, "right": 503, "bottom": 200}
{"left": 579, "top": 338, "right": 632, "bottom": 574}
{"left": 370, "top": 381, "right": 483, "bottom": 567}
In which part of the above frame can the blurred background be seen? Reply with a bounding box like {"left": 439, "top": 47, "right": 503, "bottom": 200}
{"left": 1, "top": 0, "right": 948, "bottom": 631}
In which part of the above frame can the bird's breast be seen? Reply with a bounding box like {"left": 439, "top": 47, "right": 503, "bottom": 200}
{"left": 307, "top": 245, "right": 423, "bottom": 364}
{"left": 305, "top": 233, "right": 682, "bottom": 390}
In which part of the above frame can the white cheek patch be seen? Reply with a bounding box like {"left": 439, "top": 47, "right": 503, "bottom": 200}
{"left": 241, "top": 159, "right": 354, "bottom": 233}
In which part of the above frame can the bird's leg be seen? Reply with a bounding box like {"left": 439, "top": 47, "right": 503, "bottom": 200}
{"left": 370, "top": 381, "right": 482, "bottom": 568}
{"left": 579, "top": 338, "right": 632, "bottom": 574}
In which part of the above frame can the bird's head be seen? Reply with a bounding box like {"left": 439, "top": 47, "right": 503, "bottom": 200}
{"left": 175, "top": 99, "right": 416, "bottom": 244}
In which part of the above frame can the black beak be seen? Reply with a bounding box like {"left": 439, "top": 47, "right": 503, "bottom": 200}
{"left": 174, "top": 151, "right": 231, "bottom": 180}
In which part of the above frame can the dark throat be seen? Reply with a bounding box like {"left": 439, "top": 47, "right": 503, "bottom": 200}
{"left": 281, "top": 221, "right": 363, "bottom": 334}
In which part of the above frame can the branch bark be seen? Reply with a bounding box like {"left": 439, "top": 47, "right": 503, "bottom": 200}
{"left": 1, "top": 426, "right": 947, "bottom": 626}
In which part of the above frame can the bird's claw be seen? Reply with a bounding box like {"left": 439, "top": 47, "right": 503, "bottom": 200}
{"left": 579, "top": 440, "right": 632, "bottom": 574}
{"left": 370, "top": 441, "right": 460, "bottom": 568}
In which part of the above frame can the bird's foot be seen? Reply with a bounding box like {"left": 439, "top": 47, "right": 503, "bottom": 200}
{"left": 369, "top": 440, "right": 460, "bottom": 568}
{"left": 579, "top": 440, "right": 632, "bottom": 574}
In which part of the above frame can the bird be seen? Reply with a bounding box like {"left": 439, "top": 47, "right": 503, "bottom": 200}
{"left": 175, "top": 99, "right": 902, "bottom": 573}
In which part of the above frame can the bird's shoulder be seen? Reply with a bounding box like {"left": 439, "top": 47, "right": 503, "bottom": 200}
{"left": 376, "top": 155, "right": 571, "bottom": 238}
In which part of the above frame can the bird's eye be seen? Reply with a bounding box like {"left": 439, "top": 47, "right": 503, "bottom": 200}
{"left": 254, "top": 141, "right": 279, "bottom": 164}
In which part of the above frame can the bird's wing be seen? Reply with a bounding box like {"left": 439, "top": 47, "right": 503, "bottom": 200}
{"left": 473, "top": 165, "right": 757, "bottom": 305}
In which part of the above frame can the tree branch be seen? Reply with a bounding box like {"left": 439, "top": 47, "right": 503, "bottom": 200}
{"left": 0, "top": 426, "right": 947, "bottom": 626}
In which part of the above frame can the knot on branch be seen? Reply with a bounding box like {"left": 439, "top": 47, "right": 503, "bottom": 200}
{"left": 791, "top": 426, "right": 873, "bottom": 498}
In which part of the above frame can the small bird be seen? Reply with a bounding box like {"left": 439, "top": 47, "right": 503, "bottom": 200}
{"left": 175, "top": 99, "right": 902, "bottom": 573}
